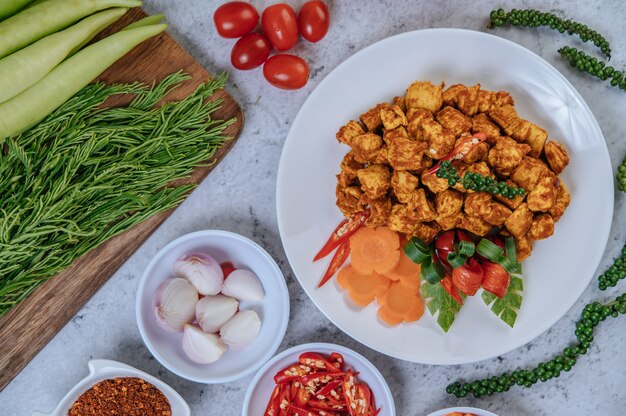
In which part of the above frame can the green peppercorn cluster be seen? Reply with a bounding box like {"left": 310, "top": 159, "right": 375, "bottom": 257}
{"left": 598, "top": 242, "right": 626, "bottom": 290}
{"left": 617, "top": 154, "right": 626, "bottom": 192}
{"left": 435, "top": 161, "right": 525, "bottom": 199}
{"left": 489, "top": 8, "right": 611, "bottom": 58}
{"left": 559, "top": 46, "right": 626, "bottom": 90}
{"left": 446, "top": 294, "right": 626, "bottom": 398}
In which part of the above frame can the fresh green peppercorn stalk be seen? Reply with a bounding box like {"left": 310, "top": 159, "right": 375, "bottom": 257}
{"left": 617, "top": 153, "right": 626, "bottom": 192}
{"left": 559, "top": 46, "right": 626, "bottom": 90}
{"left": 435, "top": 161, "right": 525, "bottom": 199}
{"left": 489, "top": 8, "right": 611, "bottom": 58}
{"left": 446, "top": 293, "right": 626, "bottom": 398}
{"left": 598, "top": 242, "right": 626, "bottom": 290}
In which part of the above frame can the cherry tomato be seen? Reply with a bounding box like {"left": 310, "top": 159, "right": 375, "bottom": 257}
{"left": 298, "top": 1, "right": 330, "bottom": 43}
{"left": 261, "top": 3, "right": 299, "bottom": 51}
{"left": 263, "top": 54, "right": 309, "bottom": 90}
{"left": 213, "top": 1, "right": 259, "bottom": 38}
{"left": 435, "top": 230, "right": 455, "bottom": 266}
{"left": 481, "top": 261, "right": 510, "bottom": 298}
{"left": 451, "top": 258, "right": 484, "bottom": 296}
{"left": 230, "top": 32, "right": 271, "bottom": 70}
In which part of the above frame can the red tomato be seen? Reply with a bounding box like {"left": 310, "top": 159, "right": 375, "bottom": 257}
{"left": 435, "top": 230, "right": 455, "bottom": 265}
{"left": 230, "top": 32, "right": 271, "bottom": 70}
{"left": 261, "top": 3, "right": 299, "bottom": 51}
{"left": 213, "top": 1, "right": 259, "bottom": 38}
{"left": 451, "top": 258, "right": 484, "bottom": 296}
{"left": 263, "top": 54, "right": 309, "bottom": 89}
{"left": 297, "top": 1, "right": 330, "bottom": 43}
{"left": 481, "top": 261, "right": 510, "bottom": 298}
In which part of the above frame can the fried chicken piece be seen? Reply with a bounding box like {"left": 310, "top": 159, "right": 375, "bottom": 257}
{"left": 436, "top": 211, "right": 463, "bottom": 231}
{"left": 361, "top": 195, "right": 392, "bottom": 228}
{"left": 464, "top": 192, "right": 492, "bottom": 217}
{"left": 435, "top": 188, "right": 463, "bottom": 217}
{"left": 442, "top": 84, "right": 481, "bottom": 116}
{"left": 477, "top": 89, "right": 515, "bottom": 113}
{"left": 487, "top": 105, "right": 522, "bottom": 137}
{"left": 351, "top": 132, "right": 383, "bottom": 163}
{"left": 380, "top": 104, "right": 408, "bottom": 130}
{"left": 504, "top": 203, "right": 533, "bottom": 238}
{"left": 414, "top": 222, "right": 441, "bottom": 244}
{"left": 514, "top": 235, "right": 533, "bottom": 261}
{"left": 487, "top": 136, "right": 531, "bottom": 176}
{"left": 405, "top": 81, "right": 443, "bottom": 113}
{"left": 458, "top": 214, "right": 491, "bottom": 236}
{"left": 525, "top": 123, "right": 548, "bottom": 158}
{"left": 383, "top": 126, "right": 409, "bottom": 145}
{"left": 457, "top": 132, "right": 490, "bottom": 163}
{"left": 336, "top": 184, "right": 364, "bottom": 216}
{"left": 387, "top": 204, "right": 418, "bottom": 234}
{"left": 393, "top": 95, "right": 406, "bottom": 112}
{"left": 482, "top": 202, "right": 512, "bottom": 227}
{"left": 370, "top": 146, "right": 389, "bottom": 166}
{"left": 336, "top": 120, "right": 365, "bottom": 146}
{"left": 391, "top": 170, "right": 419, "bottom": 196}
{"left": 510, "top": 156, "right": 551, "bottom": 192}
{"left": 544, "top": 140, "right": 570, "bottom": 174}
{"left": 387, "top": 137, "right": 428, "bottom": 170}
{"left": 471, "top": 113, "right": 501, "bottom": 145}
{"left": 548, "top": 181, "right": 571, "bottom": 221}
{"left": 411, "top": 155, "right": 434, "bottom": 174}
{"left": 337, "top": 152, "right": 364, "bottom": 187}
{"left": 526, "top": 176, "right": 558, "bottom": 212}
{"left": 436, "top": 106, "right": 472, "bottom": 137}
{"left": 421, "top": 170, "right": 449, "bottom": 194}
{"left": 360, "top": 103, "right": 390, "bottom": 132}
{"left": 494, "top": 179, "right": 525, "bottom": 209}
{"left": 528, "top": 213, "right": 555, "bottom": 240}
{"left": 421, "top": 119, "right": 455, "bottom": 159}
{"left": 407, "top": 188, "right": 437, "bottom": 222}
{"left": 357, "top": 165, "right": 391, "bottom": 199}
{"left": 406, "top": 107, "right": 433, "bottom": 139}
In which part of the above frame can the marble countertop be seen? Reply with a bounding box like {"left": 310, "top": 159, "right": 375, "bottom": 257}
{"left": 3, "top": 1, "right": 626, "bottom": 415}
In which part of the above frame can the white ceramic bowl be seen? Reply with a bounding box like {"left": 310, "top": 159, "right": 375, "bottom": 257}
{"left": 242, "top": 342, "right": 396, "bottom": 416}
{"left": 426, "top": 407, "right": 498, "bottom": 416}
{"left": 32, "top": 359, "right": 190, "bottom": 416}
{"left": 136, "top": 230, "right": 290, "bottom": 383}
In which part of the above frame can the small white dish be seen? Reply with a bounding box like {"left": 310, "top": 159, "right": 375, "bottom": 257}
{"left": 32, "top": 359, "right": 190, "bottom": 416}
{"left": 426, "top": 407, "right": 498, "bottom": 416}
{"left": 242, "top": 342, "right": 396, "bottom": 416}
{"left": 136, "top": 230, "right": 290, "bottom": 384}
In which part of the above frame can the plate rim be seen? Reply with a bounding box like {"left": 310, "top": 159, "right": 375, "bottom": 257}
{"left": 276, "top": 28, "right": 613, "bottom": 364}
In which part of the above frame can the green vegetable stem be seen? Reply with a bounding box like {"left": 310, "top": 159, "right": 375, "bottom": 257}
{"left": 559, "top": 46, "right": 626, "bottom": 90}
{"left": 446, "top": 293, "right": 626, "bottom": 398}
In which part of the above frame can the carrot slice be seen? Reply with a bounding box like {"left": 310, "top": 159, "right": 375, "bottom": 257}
{"left": 385, "top": 251, "right": 421, "bottom": 289}
{"left": 337, "top": 265, "right": 390, "bottom": 307}
{"left": 350, "top": 227, "right": 400, "bottom": 275}
{"left": 377, "top": 280, "right": 424, "bottom": 325}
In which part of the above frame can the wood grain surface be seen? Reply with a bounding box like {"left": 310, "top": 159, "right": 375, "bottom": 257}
{"left": 0, "top": 8, "right": 243, "bottom": 391}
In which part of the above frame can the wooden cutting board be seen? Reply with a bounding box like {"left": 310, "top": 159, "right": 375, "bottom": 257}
{"left": 0, "top": 8, "right": 243, "bottom": 391}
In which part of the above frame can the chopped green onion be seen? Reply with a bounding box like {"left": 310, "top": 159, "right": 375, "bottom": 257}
{"left": 403, "top": 237, "right": 431, "bottom": 264}
{"left": 504, "top": 237, "right": 522, "bottom": 274}
{"left": 457, "top": 240, "right": 476, "bottom": 257}
{"left": 447, "top": 252, "right": 467, "bottom": 269}
{"left": 421, "top": 257, "right": 446, "bottom": 284}
{"left": 477, "top": 238, "right": 505, "bottom": 263}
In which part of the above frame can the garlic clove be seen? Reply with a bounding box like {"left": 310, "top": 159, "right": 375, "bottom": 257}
{"left": 195, "top": 294, "right": 239, "bottom": 333}
{"left": 173, "top": 252, "right": 223, "bottom": 296}
{"left": 219, "top": 309, "right": 261, "bottom": 350}
{"left": 221, "top": 269, "right": 265, "bottom": 301}
{"left": 182, "top": 324, "right": 228, "bottom": 364}
{"left": 153, "top": 278, "right": 198, "bottom": 332}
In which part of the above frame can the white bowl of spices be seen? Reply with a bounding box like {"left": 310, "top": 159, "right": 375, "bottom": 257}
{"left": 32, "top": 359, "right": 189, "bottom": 416}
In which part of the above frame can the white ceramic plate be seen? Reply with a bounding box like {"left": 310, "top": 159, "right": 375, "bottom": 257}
{"left": 276, "top": 29, "right": 613, "bottom": 364}
{"left": 32, "top": 359, "right": 190, "bottom": 416}
{"left": 426, "top": 407, "right": 498, "bottom": 416}
{"left": 242, "top": 342, "right": 396, "bottom": 416}
{"left": 136, "top": 230, "right": 290, "bottom": 383}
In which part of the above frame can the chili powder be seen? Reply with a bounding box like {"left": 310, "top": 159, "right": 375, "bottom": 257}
{"left": 69, "top": 377, "right": 171, "bottom": 416}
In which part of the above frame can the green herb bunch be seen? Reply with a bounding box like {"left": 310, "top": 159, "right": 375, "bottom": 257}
{"left": 559, "top": 46, "right": 626, "bottom": 90}
{"left": 435, "top": 161, "right": 525, "bottom": 199}
{"left": 0, "top": 72, "right": 235, "bottom": 316}
{"left": 446, "top": 293, "right": 626, "bottom": 398}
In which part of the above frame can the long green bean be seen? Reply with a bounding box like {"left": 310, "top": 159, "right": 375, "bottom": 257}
{"left": 0, "top": 8, "right": 127, "bottom": 104}
{"left": 0, "top": 23, "right": 166, "bottom": 141}
{"left": 0, "top": 0, "right": 141, "bottom": 59}
{"left": 0, "top": 0, "right": 35, "bottom": 21}
{"left": 122, "top": 13, "right": 165, "bottom": 31}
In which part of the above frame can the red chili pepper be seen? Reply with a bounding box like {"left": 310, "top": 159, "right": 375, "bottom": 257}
{"left": 451, "top": 258, "right": 484, "bottom": 296}
{"left": 274, "top": 363, "right": 312, "bottom": 384}
{"left": 427, "top": 132, "right": 487, "bottom": 175}
{"left": 328, "top": 352, "right": 345, "bottom": 371}
{"left": 264, "top": 384, "right": 281, "bottom": 416}
{"left": 300, "top": 371, "right": 346, "bottom": 389}
{"left": 317, "top": 240, "right": 350, "bottom": 287}
{"left": 288, "top": 405, "right": 338, "bottom": 416}
{"left": 313, "top": 211, "right": 369, "bottom": 261}
{"left": 315, "top": 379, "right": 342, "bottom": 398}
{"left": 299, "top": 352, "right": 342, "bottom": 372}
{"left": 440, "top": 274, "right": 463, "bottom": 305}
{"left": 276, "top": 383, "right": 292, "bottom": 416}
{"left": 481, "top": 261, "right": 511, "bottom": 298}
{"left": 291, "top": 380, "right": 312, "bottom": 407}
{"left": 307, "top": 397, "right": 346, "bottom": 411}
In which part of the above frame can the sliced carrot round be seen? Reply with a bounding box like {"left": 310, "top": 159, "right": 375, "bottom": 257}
{"left": 385, "top": 251, "right": 421, "bottom": 289}
{"left": 377, "top": 280, "right": 424, "bottom": 325}
{"left": 337, "top": 265, "right": 390, "bottom": 307}
{"left": 378, "top": 306, "right": 404, "bottom": 326}
{"left": 350, "top": 226, "right": 400, "bottom": 275}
